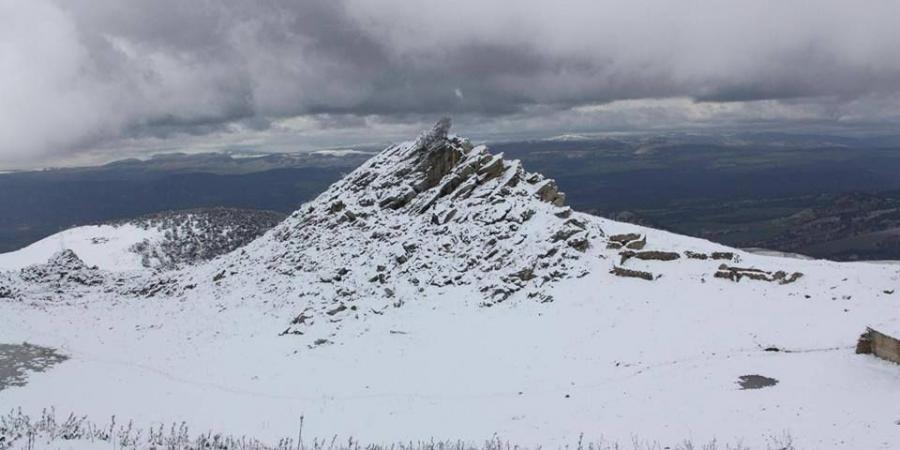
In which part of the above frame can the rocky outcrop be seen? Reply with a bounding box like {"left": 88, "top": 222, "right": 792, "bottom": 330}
{"left": 19, "top": 250, "right": 104, "bottom": 287}
{"left": 619, "top": 250, "right": 681, "bottom": 265}
{"left": 711, "top": 252, "right": 736, "bottom": 261}
{"left": 714, "top": 264, "right": 803, "bottom": 284}
{"left": 607, "top": 233, "right": 643, "bottom": 249}
{"left": 610, "top": 266, "right": 655, "bottom": 281}
{"left": 216, "top": 119, "right": 601, "bottom": 337}
{"left": 684, "top": 251, "right": 709, "bottom": 260}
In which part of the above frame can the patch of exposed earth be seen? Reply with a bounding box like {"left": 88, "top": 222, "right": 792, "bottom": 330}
{"left": 0, "top": 343, "right": 68, "bottom": 391}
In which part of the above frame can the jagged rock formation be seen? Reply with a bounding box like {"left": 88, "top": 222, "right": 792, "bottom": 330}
{"left": 201, "top": 119, "right": 601, "bottom": 337}
{"left": 1, "top": 120, "right": 828, "bottom": 343}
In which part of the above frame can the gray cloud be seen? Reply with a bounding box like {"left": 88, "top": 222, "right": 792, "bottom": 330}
{"left": 2, "top": 0, "right": 900, "bottom": 167}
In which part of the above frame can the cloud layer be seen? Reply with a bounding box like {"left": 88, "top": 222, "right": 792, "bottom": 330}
{"left": 2, "top": 0, "right": 900, "bottom": 166}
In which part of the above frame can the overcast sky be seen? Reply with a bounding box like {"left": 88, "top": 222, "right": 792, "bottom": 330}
{"left": 2, "top": 0, "right": 900, "bottom": 168}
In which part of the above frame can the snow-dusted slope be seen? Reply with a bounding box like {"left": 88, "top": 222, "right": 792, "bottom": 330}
{"left": 0, "top": 223, "right": 161, "bottom": 272}
{"left": 0, "top": 208, "right": 283, "bottom": 272}
{"left": 1, "top": 120, "right": 899, "bottom": 449}
{"left": 187, "top": 118, "right": 597, "bottom": 338}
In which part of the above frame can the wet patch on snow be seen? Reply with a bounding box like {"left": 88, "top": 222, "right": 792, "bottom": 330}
{"left": 0, "top": 343, "right": 68, "bottom": 391}
{"left": 737, "top": 374, "right": 779, "bottom": 390}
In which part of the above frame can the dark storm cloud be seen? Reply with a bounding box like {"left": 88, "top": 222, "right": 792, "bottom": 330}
{"left": 2, "top": 0, "right": 900, "bottom": 166}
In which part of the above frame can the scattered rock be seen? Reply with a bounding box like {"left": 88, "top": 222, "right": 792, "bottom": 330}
{"left": 711, "top": 252, "right": 736, "bottom": 261}
{"left": 534, "top": 180, "right": 566, "bottom": 207}
{"left": 328, "top": 201, "right": 346, "bottom": 214}
{"left": 610, "top": 266, "right": 655, "bottom": 281}
{"left": 737, "top": 374, "right": 779, "bottom": 390}
{"left": 607, "top": 233, "right": 643, "bottom": 249}
{"left": 326, "top": 304, "right": 348, "bottom": 316}
{"left": 0, "top": 281, "right": 14, "bottom": 299}
{"left": 554, "top": 207, "right": 573, "bottom": 219}
{"left": 619, "top": 250, "right": 680, "bottom": 264}
{"left": 568, "top": 237, "right": 591, "bottom": 252}
{"left": 684, "top": 251, "right": 709, "bottom": 260}
{"left": 625, "top": 236, "right": 647, "bottom": 250}
{"left": 715, "top": 264, "right": 803, "bottom": 284}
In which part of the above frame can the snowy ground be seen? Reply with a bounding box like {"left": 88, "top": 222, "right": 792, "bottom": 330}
{"left": 2, "top": 218, "right": 899, "bottom": 449}
{"left": 0, "top": 224, "right": 160, "bottom": 272}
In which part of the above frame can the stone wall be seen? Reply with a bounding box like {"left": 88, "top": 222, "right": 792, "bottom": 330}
{"left": 857, "top": 328, "right": 900, "bottom": 364}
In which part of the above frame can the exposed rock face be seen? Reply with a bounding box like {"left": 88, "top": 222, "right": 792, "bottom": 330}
{"left": 206, "top": 119, "right": 601, "bottom": 336}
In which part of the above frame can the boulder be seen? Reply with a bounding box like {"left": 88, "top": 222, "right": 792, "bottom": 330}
{"left": 619, "top": 250, "right": 681, "bottom": 264}
{"left": 711, "top": 252, "right": 736, "bottom": 261}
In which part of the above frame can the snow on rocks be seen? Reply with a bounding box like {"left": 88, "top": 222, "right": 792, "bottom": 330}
{"left": 8, "top": 250, "right": 110, "bottom": 301}
{"left": 195, "top": 118, "right": 601, "bottom": 338}
{"left": 119, "top": 208, "right": 284, "bottom": 270}
{"left": 19, "top": 249, "right": 103, "bottom": 288}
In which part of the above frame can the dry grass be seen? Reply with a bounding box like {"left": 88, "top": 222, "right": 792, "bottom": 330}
{"left": 0, "top": 409, "right": 794, "bottom": 450}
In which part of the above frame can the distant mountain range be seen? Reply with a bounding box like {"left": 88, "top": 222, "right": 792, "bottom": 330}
{"left": 3, "top": 131, "right": 900, "bottom": 260}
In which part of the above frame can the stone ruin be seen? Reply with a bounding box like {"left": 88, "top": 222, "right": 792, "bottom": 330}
{"left": 856, "top": 327, "right": 900, "bottom": 365}
{"left": 714, "top": 264, "right": 803, "bottom": 284}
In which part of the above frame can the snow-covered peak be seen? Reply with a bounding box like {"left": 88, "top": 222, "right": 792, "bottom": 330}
{"left": 197, "top": 119, "right": 600, "bottom": 337}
